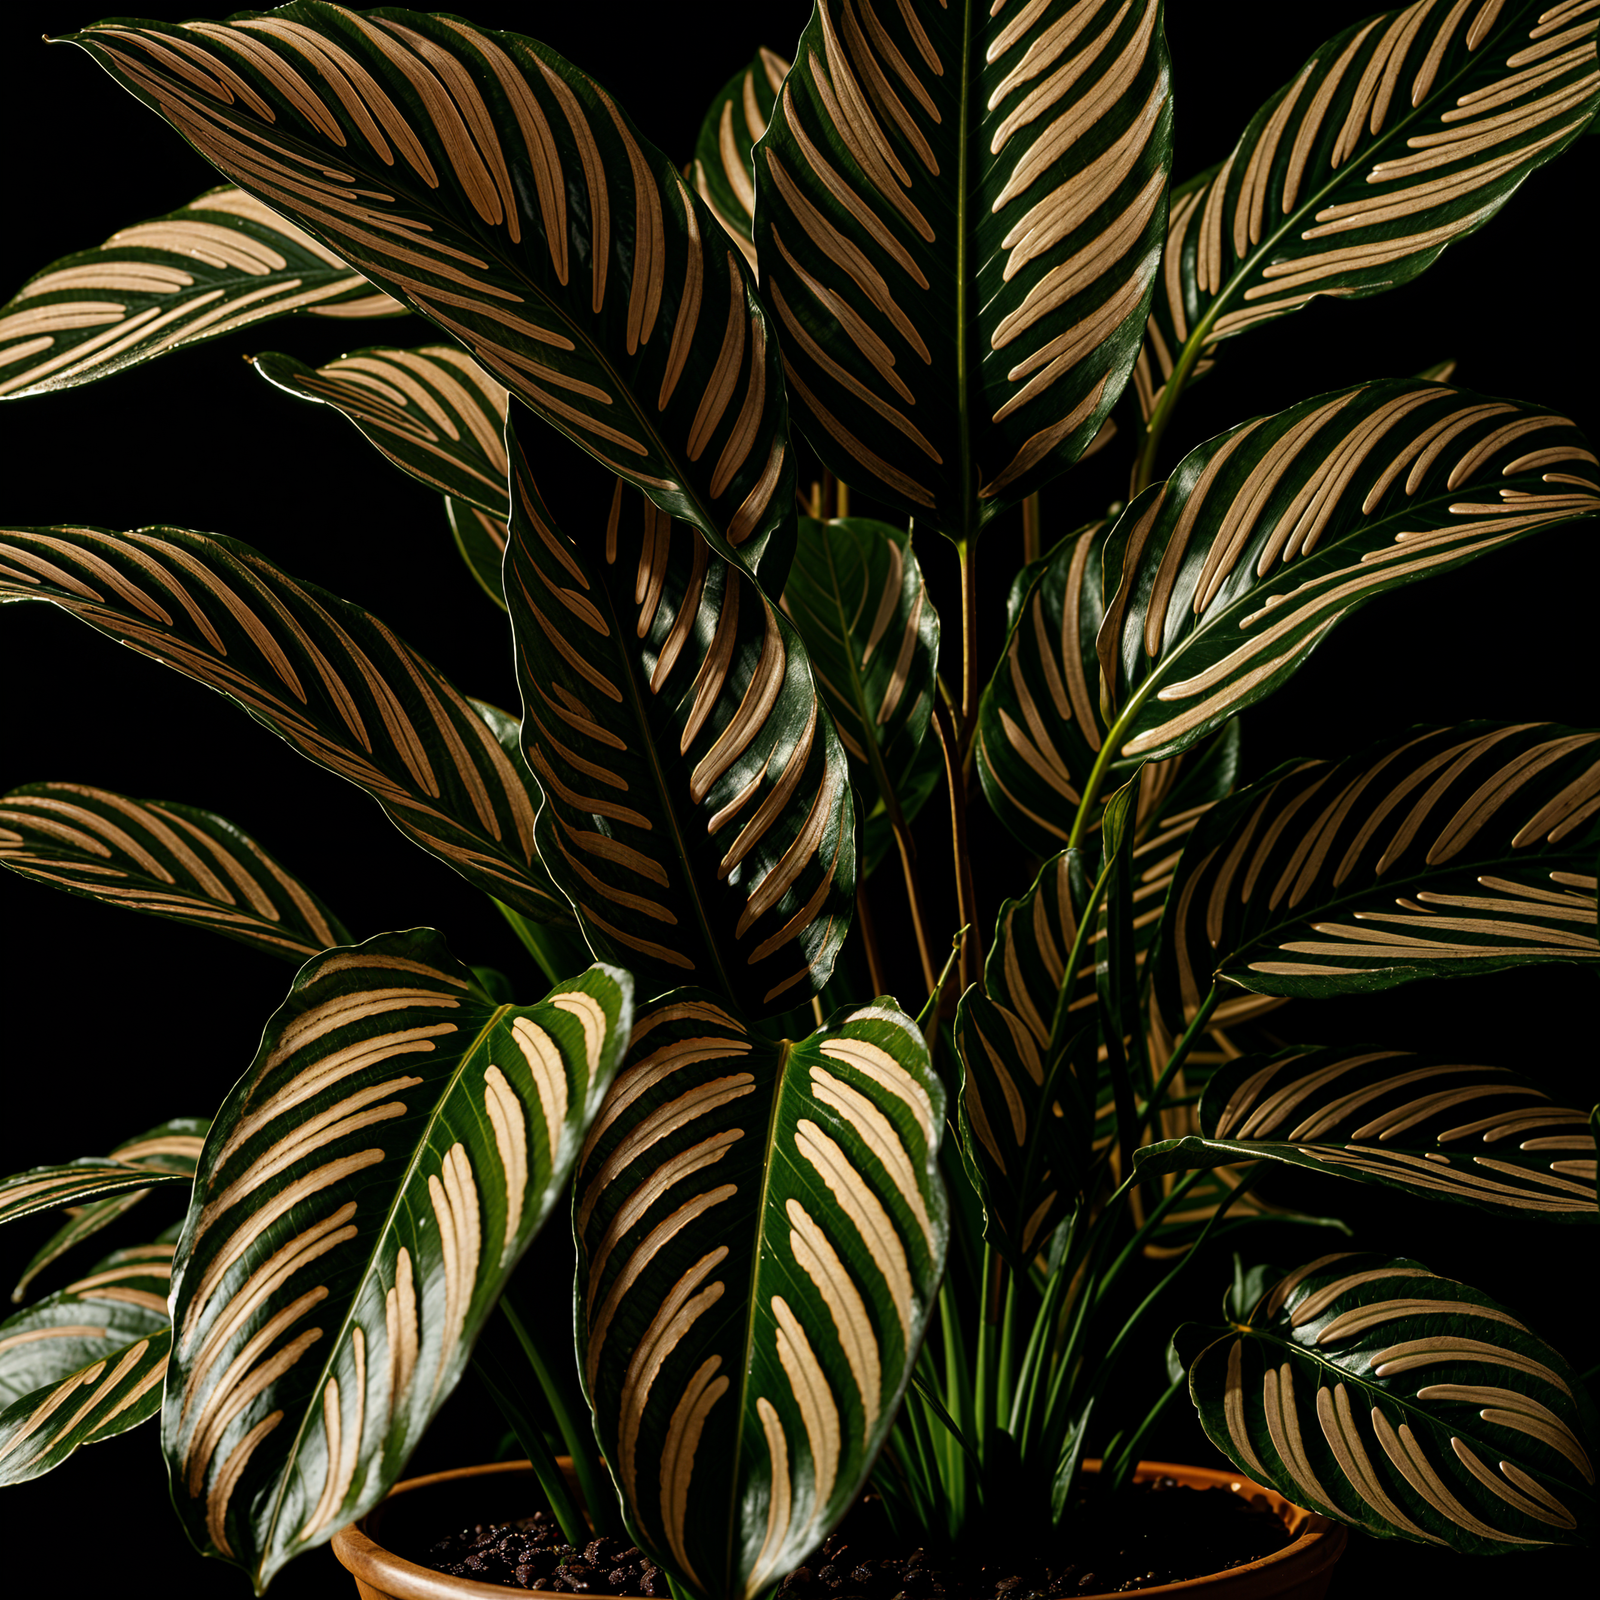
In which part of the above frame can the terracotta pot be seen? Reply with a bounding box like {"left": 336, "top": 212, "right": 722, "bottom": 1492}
{"left": 331, "top": 1457, "right": 1348, "bottom": 1600}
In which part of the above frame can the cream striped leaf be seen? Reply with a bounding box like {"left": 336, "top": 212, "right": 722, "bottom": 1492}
{"left": 1185, "top": 1252, "right": 1599, "bottom": 1551}
{"left": 754, "top": 0, "right": 1173, "bottom": 538}
{"left": 692, "top": 48, "right": 790, "bottom": 269}
{"left": 1138, "top": 1045, "right": 1598, "bottom": 1220}
{"left": 505, "top": 425, "right": 855, "bottom": 1016}
{"left": 70, "top": 5, "right": 798, "bottom": 587}
{"left": 1095, "top": 380, "right": 1600, "bottom": 765}
{"left": 0, "top": 1161, "right": 191, "bottom": 1234}
{"left": 0, "top": 1239, "right": 176, "bottom": 1485}
{"left": 0, "top": 523, "right": 570, "bottom": 923}
{"left": 0, "top": 183, "right": 403, "bottom": 400}
{"left": 780, "top": 517, "right": 940, "bottom": 879}
{"left": 1153, "top": 721, "right": 1600, "bottom": 1020}
{"left": 10, "top": 1119, "right": 208, "bottom": 1306}
{"left": 0, "top": 782, "right": 351, "bottom": 962}
{"left": 160, "top": 931, "right": 632, "bottom": 1587}
{"left": 1144, "top": 0, "right": 1600, "bottom": 379}
{"left": 254, "top": 344, "right": 511, "bottom": 520}
{"left": 575, "top": 992, "right": 945, "bottom": 1600}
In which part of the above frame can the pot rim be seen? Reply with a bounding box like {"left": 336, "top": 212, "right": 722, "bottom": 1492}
{"left": 330, "top": 1457, "right": 1348, "bottom": 1600}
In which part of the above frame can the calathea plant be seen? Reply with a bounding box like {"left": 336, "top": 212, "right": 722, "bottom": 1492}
{"left": 0, "top": 1, "right": 1597, "bottom": 1597}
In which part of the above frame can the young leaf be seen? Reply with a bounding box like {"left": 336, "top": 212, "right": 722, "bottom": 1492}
{"left": 68, "top": 6, "right": 798, "bottom": 588}
{"left": 1138, "top": 1044, "right": 1599, "bottom": 1221}
{"left": 0, "top": 782, "right": 351, "bottom": 961}
{"left": 754, "top": 0, "right": 1172, "bottom": 536}
{"left": 1151, "top": 1, "right": 1600, "bottom": 362}
{"left": 575, "top": 992, "right": 946, "bottom": 1600}
{"left": 1096, "top": 381, "right": 1600, "bottom": 764}
{"left": 780, "top": 517, "right": 940, "bottom": 878}
{"left": 254, "top": 344, "right": 511, "bottom": 519}
{"left": 1153, "top": 721, "right": 1600, "bottom": 1019}
{"left": 0, "top": 1238, "right": 176, "bottom": 1484}
{"left": 505, "top": 425, "right": 855, "bottom": 1016}
{"left": 161, "top": 932, "right": 632, "bottom": 1588}
{"left": 0, "top": 523, "right": 570, "bottom": 923}
{"left": 0, "top": 184, "right": 402, "bottom": 399}
{"left": 692, "top": 48, "right": 789, "bottom": 267}
{"left": 11, "top": 1118, "right": 207, "bottom": 1303}
{"left": 1185, "top": 1252, "right": 1599, "bottom": 1551}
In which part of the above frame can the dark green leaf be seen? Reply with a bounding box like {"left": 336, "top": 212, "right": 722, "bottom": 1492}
{"left": 162, "top": 932, "right": 632, "bottom": 1587}
{"left": 691, "top": 48, "right": 789, "bottom": 269}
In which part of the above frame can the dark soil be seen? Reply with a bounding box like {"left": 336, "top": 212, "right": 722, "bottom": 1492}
{"left": 421, "top": 1476, "right": 1294, "bottom": 1595}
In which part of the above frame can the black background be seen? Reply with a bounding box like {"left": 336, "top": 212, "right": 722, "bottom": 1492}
{"left": 0, "top": 2, "right": 1594, "bottom": 1595}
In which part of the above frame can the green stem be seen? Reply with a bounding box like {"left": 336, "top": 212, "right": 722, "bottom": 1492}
{"left": 957, "top": 536, "right": 980, "bottom": 756}
{"left": 933, "top": 699, "right": 982, "bottom": 997}
{"left": 1130, "top": 317, "right": 1216, "bottom": 496}
{"left": 493, "top": 900, "right": 591, "bottom": 988}
{"left": 469, "top": 1352, "right": 590, "bottom": 1546}
{"left": 1135, "top": 987, "right": 1221, "bottom": 1143}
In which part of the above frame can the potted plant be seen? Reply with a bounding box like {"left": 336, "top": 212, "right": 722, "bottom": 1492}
{"left": 1, "top": 2, "right": 1595, "bottom": 1598}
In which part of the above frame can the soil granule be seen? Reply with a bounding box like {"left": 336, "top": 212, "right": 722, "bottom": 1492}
{"left": 421, "top": 1476, "right": 1294, "bottom": 1595}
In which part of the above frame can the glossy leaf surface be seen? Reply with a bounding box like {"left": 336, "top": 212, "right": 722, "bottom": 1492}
{"left": 575, "top": 992, "right": 945, "bottom": 1600}
{"left": 1096, "top": 381, "right": 1600, "bottom": 763}
{"left": 755, "top": 0, "right": 1172, "bottom": 534}
{"left": 11, "top": 1119, "right": 207, "bottom": 1304}
{"left": 447, "top": 495, "right": 511, "bottom": 609}
{"left": 162, "top": 932, "right": 632, "bottom": 1587}
{"left": 71, "top": 5, "right": 797, "bottom": 584}
{"left": 1154, "top": 722, "right": 1600, "bottom": 1020}
{"left": 781, "top": 517, "right": 939, "bottom": 877}
{"left": 0, "top": 1161, "right": 190, "bottom": 1233}
{"left": 1148, "top": 1, "right": 1600, "bottom": 363}
{"left": 0, "top": 1239, "right": 175, "bottom": 1484}
{"left": 0, "top": 184, "right": 402, "bottom": 399}
{"left": 1138, "top": 1044, "right": 1598, "bottom": 1221}
{"left": 255, "top": 344, "right": 511, "bottom": 519}
{"left": 505, "top": 429, "right": 855, "bottom": 1015}
{"left": 692, "top": 48, "right": 789, "bottom": 268}
{"left": 0, "top": 782, "right": 351, "bottom": 961}
{"left": 0, "top": 523, "right": 569, "bottom": 923}
{"left": 1186, "top": 1252, "right": 1599, "bottom": 1550}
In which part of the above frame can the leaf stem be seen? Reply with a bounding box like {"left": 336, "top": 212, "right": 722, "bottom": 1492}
{"left": 933, "top": 699, "right": 982, "bottom": 996}
{"left": 1130, "top": 317, "right": 1216, "bottom": 496}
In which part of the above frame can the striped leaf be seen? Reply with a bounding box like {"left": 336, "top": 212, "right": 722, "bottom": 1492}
{"left": 0, "top": 782, "right": 351, "bottom": 962}
{"left": 1096, "top": 380, "right": 1600, "bottom": 764}
{"left": 1138, "top": 1044, "right": 1598, "bottom": 1221}
{"left": 505, "top": 427, "right": 855, "bottom": 1016}
{"left": 1146, "top": 0, "right": 1600, "bottom": 369}
{"left": 1153, "top": 722, "right": 1600, "bottom": 1021}
{"left": 0, "top": 1161, "right": 191, "bottom": 1234}
{"left": 754, "top": 0, "right": 1172, "bottom": 537}
{"left": 692, "top": 48, "right": 790, "bottom": 269}
{"left": 575, "top": 992, "right": 946, "bottom": 1600}
{"left": 447, "top": 495, "right": 511, "bottom": 610}
{"left": 780, "top": 517, "right": 940, "bottom": 878}
{"left": 0, "top": 522, "right": 570, "bottom": 923}
{"left": 254, "top": 344, "right": 511, "bottom": 519}
{"left": 11, "top": 1119, "right": 207, "bottom": 1304}
{"left": 0, "top": 183, "right": 402, "bottom": 400}
{"left": 70, "top": 5, "right": 798, "bottom": 587}
{"left": 0, "top": 1238, "right": 176, "bottom": 1485}
{"left": 161, "top": 931, "right": 632, "bottom": 1587}
{"left": 1184, "top": 1252, "right": 1600, "bottom": 1551}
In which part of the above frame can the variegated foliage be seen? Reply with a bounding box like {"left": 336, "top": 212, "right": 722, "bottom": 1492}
{"left": 781, "top": 517, "right": 940, "bottom": 877}
{"left": 1185, "top": 1252, "right": 1599, "bottom": 1550}
{"left": 255, "top": 343, "right": 511, "bottom": 520}
{"left": 9, "top": 1118, "right": 207, "bottom": 1305}
{"left": 692, "top": 48, "right": 790, "bottom": 268}
{"left": 0, "top": 183, "right": 402, "bottom": 400}
{"left": 1154, "top": 721, "right": 1600, "bottom": 1019}
{"left": 0, "top": 782, "right": 350, "bottom": 962}
{"left": 754, "top": 0, "right": 1172, "bottom": 535}
{"left": 1138, "top": 1045, "right": 1598, "bottom": 1221}
{"left": 0, "top": 1158, "right": 192, "bottom": 1235}
{"left": 0, "top": 523, "right": 570, "bottom": 923}
{"left": 575, "top": 993, "right": 945, "bottom": 1600}
{"left": 504, "top": 428, "right": 855, "bottom": 1015}
{"left": 0, "top": 1237, "right": 176, "bottom": 1485}
{"left": 1134, "top": 0, "right": 1600, "bottom": 427}
{"left": 1094, "top": 380, "right": 1600, "bottom": 764}
{"left": 161, "top": 932, "right": 632, "bottom": 1587}
{"left": 70, "top": 5, "right": 798, "bottom": 587}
